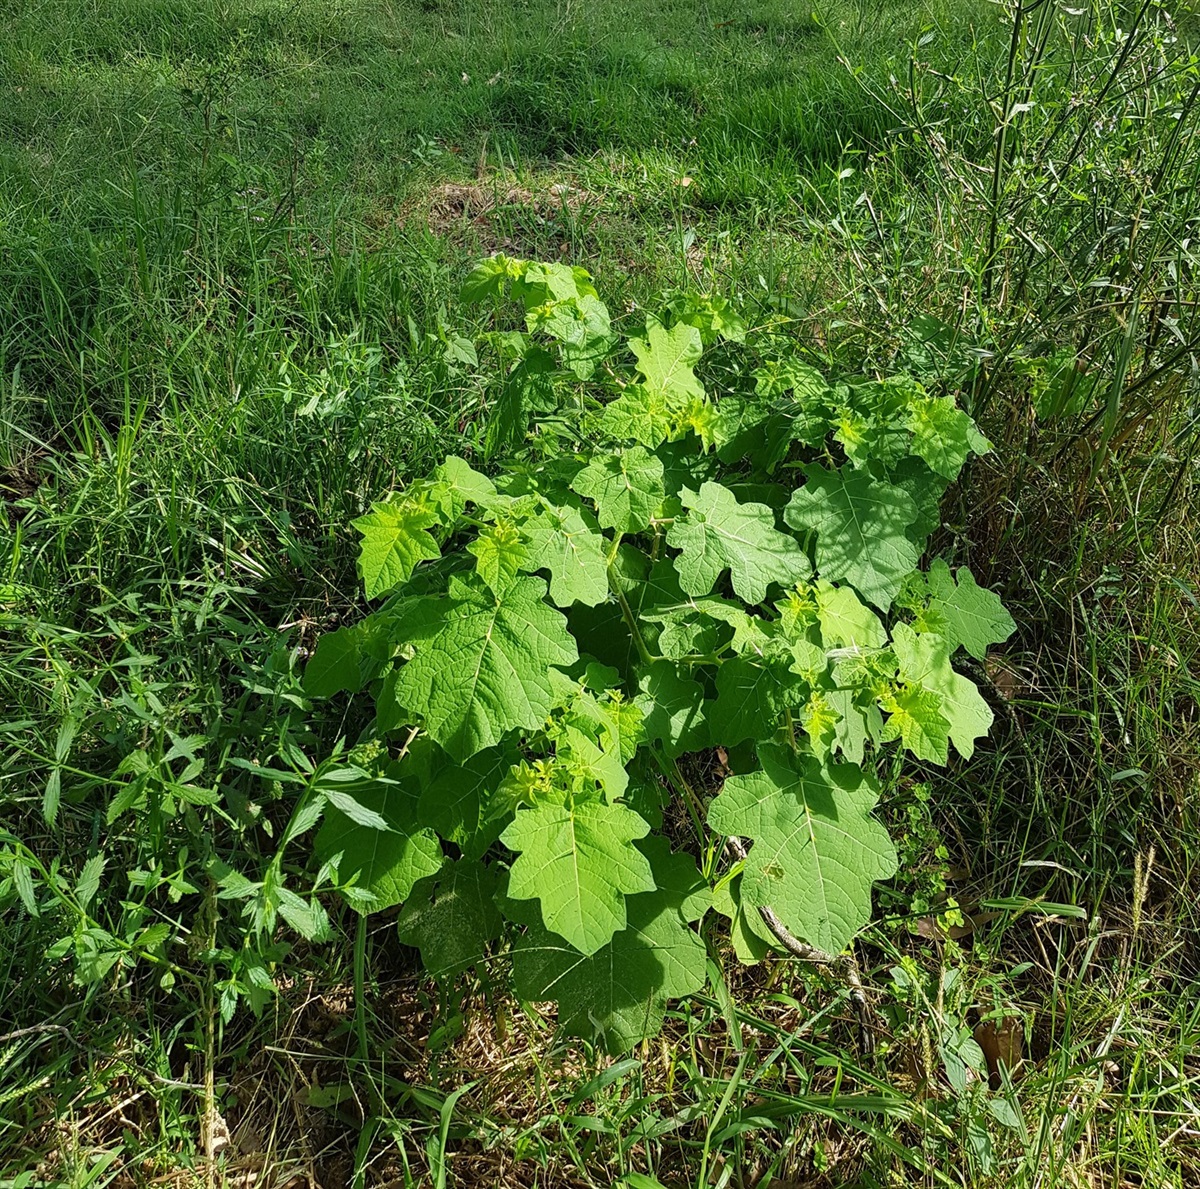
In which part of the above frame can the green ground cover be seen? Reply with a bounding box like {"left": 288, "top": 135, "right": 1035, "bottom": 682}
{"left": 1, "top": 0, "right": 1199, "bottom": 1185}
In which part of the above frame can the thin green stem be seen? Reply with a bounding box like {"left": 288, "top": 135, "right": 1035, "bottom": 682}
{"left": 354, "top": 911, "right": 369, "bottom": 1063}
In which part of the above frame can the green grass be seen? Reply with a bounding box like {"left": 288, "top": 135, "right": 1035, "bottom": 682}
{"left": 2, "top": 0, "right": 1200, "bottom": 1185}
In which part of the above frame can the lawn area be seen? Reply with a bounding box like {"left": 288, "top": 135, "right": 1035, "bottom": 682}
{"left": 2, "top": 0, "right": 1199, "bottom": 1186}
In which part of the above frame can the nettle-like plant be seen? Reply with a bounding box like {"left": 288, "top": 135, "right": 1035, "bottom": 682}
{"left": 304, "top": 257, "right": 1015, "bottom": 1054}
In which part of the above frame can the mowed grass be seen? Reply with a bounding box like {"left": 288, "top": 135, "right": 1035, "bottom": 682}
{"left": 2, "top": 0, "right": 1200, "bottom": 1186}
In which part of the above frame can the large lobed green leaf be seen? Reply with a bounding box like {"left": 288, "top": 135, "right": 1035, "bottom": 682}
{"left": 508, "top": 838, "right": 709, "bottom": 1053}
{"left": 395, "top": 573, "right": 578, "bottom": 761}
{"left": 668, "top": 481, "right": 810, "bottom": 605}
{"left": 707, "top": 743, "right": 897, "bottom": 954}
{"left": 785, "top": 464, "right": 920, "bottom": 610}
{"left": 314, "top": 782, "right": 442, "bottom": 914}
{"left": 501, "top": 798, "right": 655, "bottom": 956}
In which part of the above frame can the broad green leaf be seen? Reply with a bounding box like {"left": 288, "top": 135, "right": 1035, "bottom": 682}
{"left": 545, "top": 294, "right": 616, "bottom": 379}
{"left": 501, "top": 799, "right": 654, "bottom": 955}
{"left": 571, "top": 446, "right": 666, "bottom": 533}
{"left": 432, "top": 455, "right": 497, "bottom": 519}
{"left": 788, "top": 638, "right": 829, "bottom": 685}
{"left": 710, "top": 657, "right": 797, "bottom": 747}
{"left": 924, "top": 560, "right": 1016, "bottom": 660}
{"left": 711, "top": 397, "right": 769, "bottom": 459}
{"left": 395, "top": 859, "right": 502, "bottom": 980}
{"left": 461, "top": 253, "right": 520, "bottom": 303}
{"left": 417, "top": 745, "right": 514, "bottom": 859}
{"left": 813, "top": 580, "right": 888, "bottom": 652}
{"left": 667, "top": 481, "right": 810, "bottom": 604}
{"left": 468, "top": 521, "right": 528, "bottom": 596}
{"left": 785, "top": 464, "right": 919, "bottom": 610}
{"left": 888, "top": 456, "right": 947, "bottom": 545}
{"left": 314, "top": 783, "right": 443, "bottom": 913}
{"left": 641, "top": 587, "right": 771, "bottom": 659}
{"left": 753, "top": 358, "right": 829, "bottom": 402}
{"left": 707, "top": 743, "right": 897, "bottom": 954}
{"left": 486, "top": 351, "right": 556, "bottom": 459}
{"left": 880, "top": 684, "right": 951, "bottom": 764}
{"left": 635, "top": 660, "right": 709, "bottom": 759}
{"left": 637, "top": 836, "right": 711, "bottom": 924}
{"left": 598, "top": 385, "right": 680, "bottom": 447}
{"left": 508, "top": 837, "right": 708, "bottom": 1052}
{"left": 906, "top": 397, "right": 991, "bottom": 480}
{"left": 303, "top": 617, "right": 392, "bottom": 697}
{"left": 395, "top": 573, "right": 578, "bottom": 761}
{"left": 516, "top": 260, "right": 587, "bottom": 303}
{"left": 353, "top": 498, "right": 442, "bottom": 599}
{"left": 520, "top": 504, "right": 609, "bottom": 608}
{"left": 651, "top": 608, "right": 721, "bottom": 660}
{"left": 630, "top": 321, "right": 705, "bottom": 401}
{"left": 511, "top": 916, "right": 668, "bottom": 1052}
{"left": 893, "top": 624, "right": 993, "bottom": 760}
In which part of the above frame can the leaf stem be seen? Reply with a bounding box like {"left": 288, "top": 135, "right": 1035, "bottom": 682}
{"left": 608, "top": 551, "right": 655, "bottom": 668}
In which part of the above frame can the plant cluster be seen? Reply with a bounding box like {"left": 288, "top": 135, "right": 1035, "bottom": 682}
{"left": 301, "top": 257, "right": 1016, "bottom": 1053}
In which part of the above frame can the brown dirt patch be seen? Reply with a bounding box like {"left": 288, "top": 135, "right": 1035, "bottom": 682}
{"left": 424, "top": 180, "right": 595, "bottom": 233}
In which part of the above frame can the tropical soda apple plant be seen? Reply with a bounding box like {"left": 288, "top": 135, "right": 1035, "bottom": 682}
{"left": 303, "top": 257, "right": 1015, "bottom": 1053}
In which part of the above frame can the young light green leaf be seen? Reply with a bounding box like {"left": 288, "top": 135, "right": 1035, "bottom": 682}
{"left": 799, "top": 689, "right": 840, "bottom": 757}
{"left": 667, "top": 481, "right": 810, "bottom": 604}
{"left": 707, "top": 744, "right": 897, "bottom": 954}
{"left": 468, "top": 521, "right": 528, "bottom": 596}
{"left": 813, "top": 580, "right": 888, "bottom": 651}
{"left": 893, "top": 623, "right": 993, "bottom": 759}
{"left": 924, "top": 560, "right": 1016, "bottom": 660}
{"left": 906, "top": 396, "right": 991, "bottom": 480}
{"left": 314, "top": 784, "right": 443, "bottom": 913}
{"left": 501, "top": 799, "right": 654, "bottom": 956}
{"left": 880, "top": 684, "right": 951, "bottom": 764}
{"left": 395, "top": 859, "right": 503, "bottom": 980}
{"left": 557, "top": 724, "right": 630, "bottom": 803}
{"left": 630, "top": 321, "right": 705, "bottom": 401}
{"left": 785, "top": 465, "right": 919, "bottom": 610}
{"left": 571, "top": 445, "right": 666, "bottom": 533}
{"left": 353, "top": 498, "right": 441, "bottom": 599}
{"left": 395, "top": 573, "right": 578, "bottom": 761}
{"left": 519, "top": 504, "right": 609, "bottom": 607}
